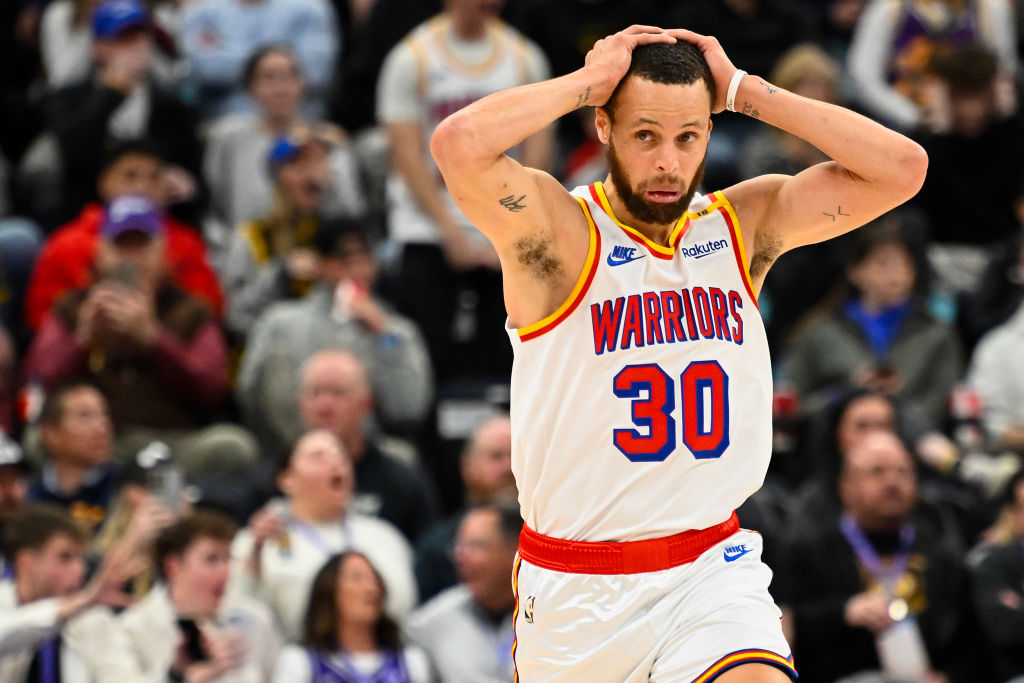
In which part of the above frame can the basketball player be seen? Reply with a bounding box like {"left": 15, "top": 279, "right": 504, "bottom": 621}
{"left": 430, "top": 26, "right": 928, "bottom": 682}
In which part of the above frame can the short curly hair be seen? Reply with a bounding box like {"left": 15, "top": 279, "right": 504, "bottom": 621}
{"left": 605, "top": 41, "right": 715, "bottom": 121}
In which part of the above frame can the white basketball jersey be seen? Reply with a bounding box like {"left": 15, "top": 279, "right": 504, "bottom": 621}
{"left": 388, "top": 16, "right": 533, "bottom": 245}
{"left": 507, "top": 182, "right": 773, "bottom": 542}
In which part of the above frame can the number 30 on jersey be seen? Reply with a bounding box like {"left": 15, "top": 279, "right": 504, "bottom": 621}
{"left": 612, "top": 361, "right": 729, "bottom": 462}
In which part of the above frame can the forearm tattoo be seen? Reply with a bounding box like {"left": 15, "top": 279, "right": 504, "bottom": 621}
{"left": 822, "top": 206, "right": 851, "bottom": 222}
{"left": 758, "top": 80, "right": 777, "bottom": 95}
{"left": 575, "top": 86, "right": 591, "bottom": 109}
{"left": 499, "top": 194, "right": 527, "bottom": 212}
{"left": 741, "top": 101, "right": 760, "bottom": 120}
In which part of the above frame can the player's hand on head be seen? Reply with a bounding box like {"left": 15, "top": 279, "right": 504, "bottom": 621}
{"left": 665, "top": 29, "right": 738, "bottom": 114}
{"left": 584, "top": 25, "right": 675, "bottom": 107}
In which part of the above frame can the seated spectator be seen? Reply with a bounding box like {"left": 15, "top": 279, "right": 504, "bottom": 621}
{"left": 0, "top": 504, "right": 153, "bottom": 680}
{"left": 0, "top": 436, "right": 28, "bottom": 529}
{"left": 415, "top": 415, "right": 514, "bottom": 601}
{"left": 231, "top": 430, "right": 416, "bottom": 641}
{"left": 44, "top": 0, "right": 203, "bottom": 223}
{"left": 179, "top": 0, "right": 338, "bottom": 119}
{"left": 847, "top": 0, "right": 1016, "bottom": 131}
{"left": 23, "top": 195, "right": 258, "bottom": 492}
{"left": 120, "top": 510, "right": 280, "bottom": 682}
{"left": 781, "top": 218, "right": 962, "bottom": 428}
{"left": 295, "top": 350, "right": 438, "bottom": 541}
{"left": 27, "top": 380, "right": 116, "bottom": 534}
{"left": 969, "top": 294, "right": 1024, "bottom": 455}
{"left": 25, "top": 139, "right": 224, "bottom": 332}
{"left": 406, "top": 502, "right": 520, "bottom": 683}
{"left": 969, "top": 468, "right": 1024, "bottom": 681}
{"left": 272, "top": 551, "right": 432, "bottom": 682}
{"left": 204, "top": 45, "right": 365, "bottom": 231}
{"left": 780, "top": 432, "right": 966, "bottom": 681}
{"left": 221, "top": 128, "right": 342, "bottom": 336}
{"left": 237, "top": 220, "right": 432, "bottom": 447}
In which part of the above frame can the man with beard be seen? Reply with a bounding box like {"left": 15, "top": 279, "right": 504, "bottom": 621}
{"left": 430, "top": 24, "right": 928, "bottom": 682}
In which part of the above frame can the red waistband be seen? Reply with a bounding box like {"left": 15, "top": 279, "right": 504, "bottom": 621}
{"left": 518, "top": 513, "right": 740, "bottom": 575}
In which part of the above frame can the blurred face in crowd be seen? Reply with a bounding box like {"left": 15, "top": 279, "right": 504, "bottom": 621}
{"left": 1010, "top": 479, "right": 1024, "bottom": 540}
{"left": 320, "top": 234, "right": 377, "bottom": 290}
{"left": 249, "top": 49, "right": 304, "bottom": 123}
{"left": 95, "top": 229, "right": 167, "bottom": 293}
{"left": 41, "top": 387, "right": 113, "bottom": 470}
{"left": 278, "top": 430, "right": 354, "bottom": 521}
{"left": 276, "top": 143, "right": 329, "bottom": 215}
{"left": 299, "top": 352, "right": 373, "bottom": 443}
{"left": 461, "top": 417, "right": 516, "bottom": 504}
{"left": 847, "top": 241, "right": 916, "bottom": 310}
{"left": 596, "top": 76, "right": 711, "bottom": 227}
{"left": 336, "top": 553, "right": 384, "bottom": 630}
{"left": 97, "top": 152, "right": 162, "bottom": 204}
{"left": 950, "top": 88, "right": 996, "bottom": 138}
{"left": 446, "top": 0, "right": 503, "bottom": 24}
{"left": 17, "top": 534, "right": 87, "bottom": 601}
{"left": 165, "top": 536, "right": 231, "bottom": 618}
{"left": 840, "top": 432, "right": 917, "bottom": 532}
{"left": 836, "top": 394, "right": 897, "bottom": 455}
{"left": 454, "top": 509, "right": 517, "bottom": 612}
{"left": 93, "top": 26, "right": 152, "bottom": 70}
{"left": 0, "top": 467, "right": 26, "bottom": 519}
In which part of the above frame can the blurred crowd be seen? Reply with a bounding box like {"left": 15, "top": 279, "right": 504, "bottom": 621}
{"left": 0, "top": 0, "right": 1023, "bottom": 681}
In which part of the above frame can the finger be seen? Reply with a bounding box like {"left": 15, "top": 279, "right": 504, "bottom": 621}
{"left": 664, "top": 28, "right": 707, "bottom": 42}
{"left": 631, "top": 33, "right": 677, "bottom": 47}
{"left": 620, "top": 24, "right": 668, "bottom": 35}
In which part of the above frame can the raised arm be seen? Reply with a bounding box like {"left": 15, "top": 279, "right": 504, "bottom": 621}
{"left": 430, "top": 26, "right": 676, "bottom": 325}
{"left": 670, "top": 30, "right": 929, "bottom": 291}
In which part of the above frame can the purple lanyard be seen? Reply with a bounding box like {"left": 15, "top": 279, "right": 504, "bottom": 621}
{"left": 839, "top": 514, "right": 915, "bottom": 594}
{"left": 39, "top": 636, "right": 59, "bottom": 683}
{"left": 309, "top": 649, "right": 409, "bottom": 683}
{"left": 291, "top": 520, "right": 353, "bottom": 557}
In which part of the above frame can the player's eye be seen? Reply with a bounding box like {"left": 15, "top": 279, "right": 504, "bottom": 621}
{"left": 636, "top": 131, "right": 654, "bottom": 142}
{"left": 678, "top": 132, "right": 697, "bottom": 143}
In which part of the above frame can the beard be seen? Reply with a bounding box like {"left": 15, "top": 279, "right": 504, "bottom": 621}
{"left": 606, "top": 143, "right": 705, "bottom": 226}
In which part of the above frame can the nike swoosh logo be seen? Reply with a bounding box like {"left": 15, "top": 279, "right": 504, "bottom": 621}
{"left": 723, "top": 547, "right": 753, "bottom": 562}
{"left": 606, "top": 253, "right": 646, "bottom": 267}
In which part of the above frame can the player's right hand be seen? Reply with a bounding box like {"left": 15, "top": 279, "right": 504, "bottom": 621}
{"left": 583, "top": 25, "right": 676, "bottom": 107}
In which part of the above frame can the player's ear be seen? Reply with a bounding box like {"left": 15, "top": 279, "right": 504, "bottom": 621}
{"left": 594, "top": 107, "right": 611, "bottom": 145}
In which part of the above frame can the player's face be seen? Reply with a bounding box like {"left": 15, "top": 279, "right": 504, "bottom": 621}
{"left": 597, "top": 77, "right": 712, "bottom": 227}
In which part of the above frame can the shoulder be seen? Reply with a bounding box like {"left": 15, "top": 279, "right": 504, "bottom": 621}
{"left": 401, "top": 645, "right": 434, "bottom": 682}
{"left": 207, "top": 113, "right": 261, "bottom": 141}
{"left": 275, "top": 645, "right": 312, "bottom": 678}
{"left": 350, "top": 513, "right": 410, "bottom": 548}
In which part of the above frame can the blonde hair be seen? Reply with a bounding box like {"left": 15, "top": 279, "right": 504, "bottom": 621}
{"left": 770, "top": 44, "right": 840, "bottom": 97}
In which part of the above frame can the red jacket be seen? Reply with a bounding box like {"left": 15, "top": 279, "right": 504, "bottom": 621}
{"left": 25, "top": 203, "right": 225, "bottom": 331}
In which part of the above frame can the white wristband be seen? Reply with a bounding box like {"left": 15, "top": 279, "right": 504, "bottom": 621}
{"left": 725, "top": 69, "right": 747, "bottom": 112}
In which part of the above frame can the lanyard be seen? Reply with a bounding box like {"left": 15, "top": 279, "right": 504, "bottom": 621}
{"left": 291, "top": 519, "right": 353, "bottom": 557}
{"left": 39, "top": 636, "right": 59, "bottom": 683}
{"left": 839, "top": 514, "right": 915, "bottom": 595}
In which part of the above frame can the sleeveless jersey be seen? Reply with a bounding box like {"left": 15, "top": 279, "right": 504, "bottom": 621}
{"left": 506, "top": 182, "right": 773, "bottom": 542}
{"left": 388, "top": 15, "right": 533, "bottom": 245}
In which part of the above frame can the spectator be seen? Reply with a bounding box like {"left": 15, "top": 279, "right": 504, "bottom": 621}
{"left": 204, "top": 45, "right": 365, "bottom": 232}
{"left": 272, "top": 551, "right": 432, "bottom": 682}
{"left": 912, "top": 44, "right": 1024, "bottom": 297}
{"left": 415, "top": 415, "right": 514, "bottom": 601}
{"left": 968, "top": 292, "right": 1024, "bottom": 455}
{"left": 296, "top": 351, "right": 439, "bottom": 542}
{"left": 28, "top": 380, "right": 116, "bottom": 534}
{"left": 230, "top": 429, "right": 416, "bottom": 641}
{"left": 0, "top": 505, "right": 152, "bottom": 680}
{"left": 237, "top": 219, "right": 432, "bottom": 448}
{"left": 781, "top": 218, "right": 962, "bottom": 429}
{"left": 847, "top": 0, "right": 1017, "bottom": 131}
{"left": 23, "top": 195, "right": 258, "bottom": 492}
{"left": 0, "top": 436, "right": 28, "bottom": 525}
{"left": 406, "top": 502, "right": 520, "bottom": 683}
{"left": 220, "top": 127, "right": 343, "bottom": 337}
{"left": 44, "top": 0, "right": 203, "bottom": 223}
{"left": 121, "top": 510, "right": 280, "bottom": 682}
{"left": 781, "top": 432, "right": 966, "bottom": 681}
{"left": 0, "top": 216, "right": 45, "bottom": 340}
{"left": 377, "top": 0, "right": 550, "bottom": 381}
{"left": 969, "top": 468, "right": 1024, "bottom": 681}
{"left": 25, "top": 139, "right": 224, "bottom": 332}
{"left": 179, "top": 0, "right": 338, "bottom": 118}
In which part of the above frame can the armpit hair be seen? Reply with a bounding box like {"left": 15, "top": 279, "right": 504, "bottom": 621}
{"left": 750, "top": 229, "right": 782, "bottom": 280}
{"left": 515, "top": 234, "right": 563, "bottom": 281}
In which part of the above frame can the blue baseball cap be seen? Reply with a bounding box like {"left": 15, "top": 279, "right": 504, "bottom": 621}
{"left": 267, "top": 126, "right": 333, "bottom": 173}
{"left": 101, "top": 195, "right": 164, "bottom": 240}
{"left": 92, "top": 0, "right": 148, "bottom": 40}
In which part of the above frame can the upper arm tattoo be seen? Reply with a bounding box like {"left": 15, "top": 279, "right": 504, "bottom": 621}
{"left": 499, "top": 194, "right": 527, "bottom": 212}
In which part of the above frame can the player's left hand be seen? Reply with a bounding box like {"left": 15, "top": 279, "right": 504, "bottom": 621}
{"left": 664, "top": 29, "right": 738, "bottom": 114}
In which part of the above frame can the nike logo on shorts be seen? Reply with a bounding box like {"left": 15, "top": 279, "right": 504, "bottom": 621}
{"left": 723, "top": 544, "right": 753, "bottom": 562}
